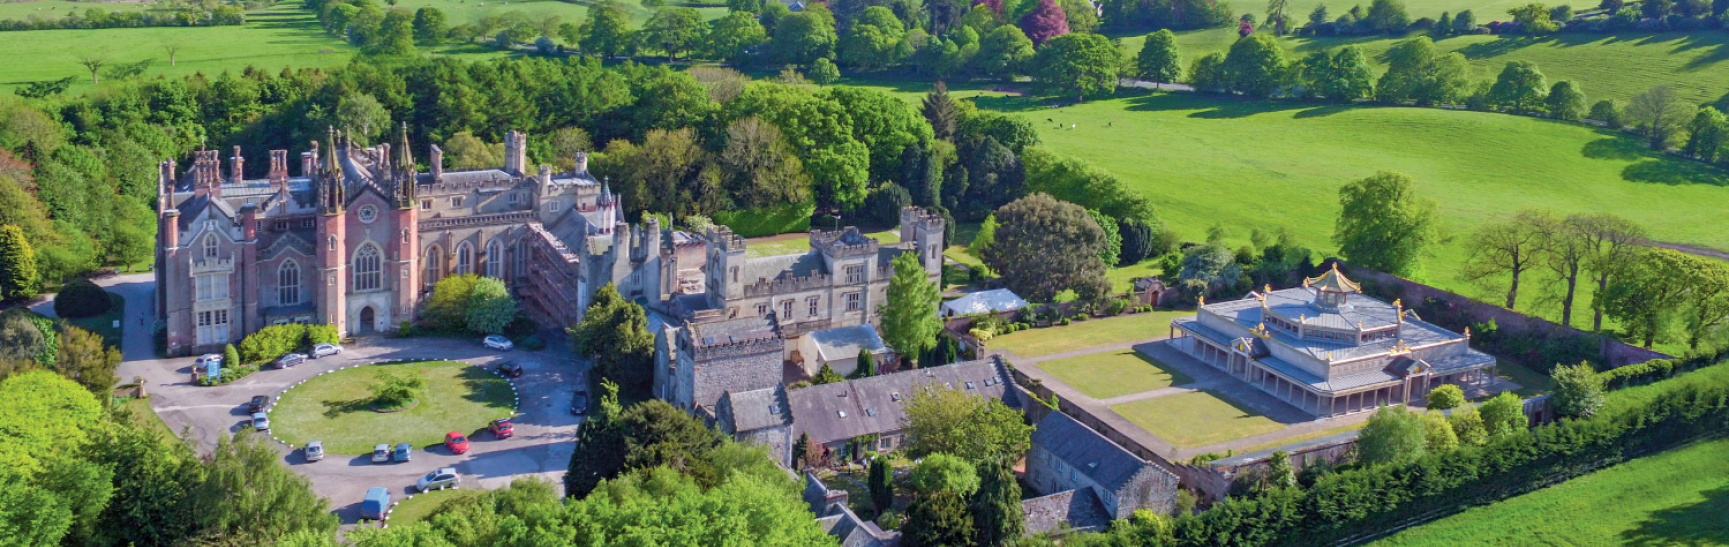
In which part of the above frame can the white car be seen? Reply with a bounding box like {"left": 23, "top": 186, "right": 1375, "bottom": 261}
{"left": 304, "top": 441, "right": 325, "bottom": 462}
{"left": 311, "top": 343, "right": 343, "bottom": 358}
{"left": 416, "top": 467, "right": 461, "bottom": 492}
{"left": 250, "top": 412, "right": 270, "bottom": 431}
{"left": 483, "top": 335, "right": 514, "bottom": 351}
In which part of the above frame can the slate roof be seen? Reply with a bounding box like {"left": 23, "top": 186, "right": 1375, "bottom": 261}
{"left": 788, "top": 356, "right": 1017, "bottom": 445}
{"left": 1021, "top": 489, "right": 1112, "bottom": 535}
{"left": 1304, "top": 264, "right": 1362, "bottom": 293}
{"left": 941, "top": 289, "right": 1030, "bottom": 316}
{"left": 719, "top": 385, "right": 791, "bottom": 433}
{"left": 809, "top": 325, "right": 888, "bottom": 363}
{"left": 1195, "top": 290, "right": 1462, "bottom": 362}
{"left": 688, "top": 315, "right": 779, "bottom": 349}
{"left": 741, "top": 252, "right": 827, "bottom": 284}
{"left": 1032, "top": 411, "right": 1153, "bottom": 492}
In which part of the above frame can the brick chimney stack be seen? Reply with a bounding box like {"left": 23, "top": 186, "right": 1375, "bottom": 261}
{"left": 229, "top": 146, "right": 244, "bottom": 183}
{"left": 301, "top": 150, "right": 315, "bottom": 178}
{"left": 268, "top": 150, "right": 289, "bottom": 184}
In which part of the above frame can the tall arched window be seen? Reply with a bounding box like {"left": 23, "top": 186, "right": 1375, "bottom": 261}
{"left": 203, "top": 234, "right": 219, "bottom": 258}
{"left": 424, "top": 245, "right": 444, "bottom": 286}
{"left": 456, "top": 242, "right": 474, "bottom": 275}
{"left": 278, "top": 260, "right": 301, "bottom": 305}
{"left": 485, "top": 239, "right": 503, "bottom": 279}
{"left": 354, "top": 244, "right": 382, "bottom": 291}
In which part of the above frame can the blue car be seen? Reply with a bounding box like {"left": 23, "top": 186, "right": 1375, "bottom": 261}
{"left": 392, "top": 443, "right": 412, "bottom": 462}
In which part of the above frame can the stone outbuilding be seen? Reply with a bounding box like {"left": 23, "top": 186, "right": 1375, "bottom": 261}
{"left": 795, "top": 324, "right": 893, "bottom": 378}
{"left": 1026, "top": 411, "right": 1179, "bottom": 520}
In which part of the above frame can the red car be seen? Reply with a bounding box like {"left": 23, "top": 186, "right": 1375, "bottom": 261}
{"left": 444, "top": 431, "right": 470, "bottom": 454}
{"left": 489, "top": 418, "right": 514, "bottom": 439}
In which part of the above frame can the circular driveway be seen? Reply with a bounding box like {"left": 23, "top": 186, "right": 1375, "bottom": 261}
{"left": 99, "top": 274, "right": 588, "bottom": 525}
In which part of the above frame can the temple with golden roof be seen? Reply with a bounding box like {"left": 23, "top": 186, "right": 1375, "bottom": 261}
{"left": 1167, "top": 265, "right": 1496, "bottom": 416}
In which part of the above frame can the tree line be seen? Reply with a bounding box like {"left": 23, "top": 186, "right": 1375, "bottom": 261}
{"left": 0, "top": 2, "right": 245, "bottom": 32}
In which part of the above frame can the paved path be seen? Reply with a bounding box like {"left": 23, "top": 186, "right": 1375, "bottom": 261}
{"left": 98, "top": 274, "right": 587, "bottom": 526}
{"left": 1003, "top": 337, "right": 1377, "bottom": 461}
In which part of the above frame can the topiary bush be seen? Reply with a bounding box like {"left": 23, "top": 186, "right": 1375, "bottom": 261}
{"left": 53, "top": 278, "right": 111, "bottom": 318}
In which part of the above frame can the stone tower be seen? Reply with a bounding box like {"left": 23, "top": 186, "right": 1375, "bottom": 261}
{"left": 899, "top": 206, "right": 945, "bottom": 278}
{"left": 390, "top": 124, "right": 421, "bottom": 321}
{"left": 315, "top": 132, "right": 348, "bottom": 335}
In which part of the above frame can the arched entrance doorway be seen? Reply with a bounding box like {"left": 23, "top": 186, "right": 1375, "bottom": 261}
{"left": 359, "top": 306, "right": 376, "bottom": 333}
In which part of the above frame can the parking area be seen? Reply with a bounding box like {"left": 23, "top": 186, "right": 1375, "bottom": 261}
{"left": 106, "top": 274, "right": 588, "bottom": 525}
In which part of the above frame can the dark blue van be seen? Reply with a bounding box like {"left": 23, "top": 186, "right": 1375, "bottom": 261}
{"left": 360, "top": 487, "right": 390, "bottom": 520}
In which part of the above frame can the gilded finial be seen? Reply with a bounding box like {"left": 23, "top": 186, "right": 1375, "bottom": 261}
{"left": 1198, "top": 295, "right": 1205, "bottom": 306}
{"left": 1393, "top": 298, "right": 1402, "bottom": 309}
{"left": 1464, "top": 326, "right": 1471, "bottom": 338}
{"left": 1265, "top": 283, "right": 1273, "bottom": 294}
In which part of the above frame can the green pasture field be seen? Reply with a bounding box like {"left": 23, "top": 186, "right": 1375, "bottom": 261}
{"left": 386, "top": 0, "right": 725, "bottom": 27}
{"left": 0, "top": 0, "right": 153, "bottom": 19}
{"left": 1370, "top": 437, "right": 1729, "bottom": 547}
{"left": 0, "top": 4, "right": 356, "bottom": 94}
{"left": 1121, "top": 25, "right": 1729, "bottom": 106}
{"left": 1034, "top": 348, "right": 1193, "bottom": 399}
{"left": 987, "top": 90, "right": 1729, "bottom": 326}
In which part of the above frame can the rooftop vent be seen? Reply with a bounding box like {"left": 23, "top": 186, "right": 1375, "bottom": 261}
{"left": 965, "top": 382, "right": 976, "bottom": 390}
{"left": 891, "top": 392, "right": 901, "bottom": 401}
{"left": 866, "top": 408, "right": 877, "bottom": 417}
{"left": 837, "top": 410, "right": 847, "bottom": 418}
{"left": 769, "top": 404, "right": 781, "bottom": 414}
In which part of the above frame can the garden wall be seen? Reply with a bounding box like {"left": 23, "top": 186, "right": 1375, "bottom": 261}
{"left": 1336, "top": 260, "right": 1668, "bottom": 369}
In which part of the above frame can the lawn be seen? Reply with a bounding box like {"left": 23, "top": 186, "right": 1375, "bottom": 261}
{"left": 1370, "top": 437, "right": 1729, "bottom": 547}
{"left": 0, "top": 4, "right": 356, "bottom": 95}
{"left": 387, "top": 487, "right": 480, "bottom": 526}
{"left": 0, "top": 0, "right": 153, "bottom": 19}
{"left": 995, "top": 91, "right": 1729, "bottom": 326}
{"left": 1236, "top": 421, "right": 1365, "bottom": 455}
{"left": 270, "top": 360, "right": 516, "bottom": 455}
{"left": 1035, "top": 349, "right": 1193, "bottom": 399}
{"left": 389, "top": 0, "right": 725, "bottom": 27}
{"left": 990, "top": 310, "right": 1189, "bottom": 358}
{"left": 1110, "top": 390, "right": 1286, "bottom": 448}
{"left": 1495, "top": 359, "right": 1551, "bottom": 398}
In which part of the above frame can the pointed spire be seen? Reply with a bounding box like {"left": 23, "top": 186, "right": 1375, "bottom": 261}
{"left": 396, "top": 122, "right": 413, "bottom": 171}
{"left": 600, "top": 177, "right": 613, "bottom": 206}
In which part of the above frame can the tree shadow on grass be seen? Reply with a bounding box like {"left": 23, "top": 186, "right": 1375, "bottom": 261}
{"left": 458, "top": 365, "right": 514, "bottom": 407}
{"left": 321, "top": 396, "right": 373, "bottom": 419}
{"left": 1623, "top": 159, "right": 1729, "bottom": 186}
{"left": 1582, "top": 136, "right": 1647, "bottom": 161}
{"left": 1620, "top": 484, "right": 1729, "bottom": 547}
{"left": 1122, "top": 92, "right": 1312, "bottom": 119}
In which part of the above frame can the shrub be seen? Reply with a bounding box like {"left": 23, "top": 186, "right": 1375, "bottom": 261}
{"left": 199, "top": 364, "right": 258, "bottom": 386}
{"left": 521, "top": 334, "right": 546, "bottom": 351}
{"left": 371, "top": 370, "right": 425, "bottom": 408}
{"left": 399, "top": 321, "right": 413, "bottom": 337}
{"left": 969, "top": 328, "right": 995, "bottom": 341}
{"left": 1426, "top": 384, "right": 1466, "bottom": 410}
{"left": 306, "top": 324, "right": 340, "bottom": 345}
{"left": 1060, "top": 318, "right": 1071, "bottom": 326}
{"left": 1074, "top": 313, "right": 1089, "bottom": 321}
{"left": 238, "top": 323, "right": 308, "bottom": 364}
{"left": 53, "top": 278, "right": 111, "bottom": 318}
{"left": 223, "top": 344, "right": 241, "bottom": 373}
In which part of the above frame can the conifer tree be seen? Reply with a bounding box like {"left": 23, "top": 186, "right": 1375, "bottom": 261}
{"left": 969, "top": 461, "right": 1023, "bottom": 546}
{"left": 0, "top": 224, "right": 39, "bottom": 301}
{"left": 922, "top": 82, "right": 959, "bottom": 141}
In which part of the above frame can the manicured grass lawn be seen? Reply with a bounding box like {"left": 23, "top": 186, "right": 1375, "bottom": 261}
{"left": 1236, "top": 421, "right": 1365, "bottom": 455}
{"left": 387, "top": 487, "right": 480, "bottom": 526}
{"left": 1370, "top": 437, "right": 1729, "bottom": 547}
{"left": 1495, "top": 359, "right": 1551, "bottom": 398}
{"left": 65, "top": 292, "right": 124, "bottom": 349}
{"left": 991, "top": 310, "right": 1189, "bottom": 358}
{"left": 999, "top": 91, "right": 1729, "bottom": 326}
{"left": 271, "top": 360, "right": 515, "bottom": 455}
{"left": 1035, "top": 349, "right": 1192, "bottom": 399}
{"left": 1110, "top": 390, "right": 1285, "bottom": 448}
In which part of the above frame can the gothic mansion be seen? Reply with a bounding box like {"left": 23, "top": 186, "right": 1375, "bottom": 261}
{"left": 154, "top": 128, "right": 943, "bottom": 357}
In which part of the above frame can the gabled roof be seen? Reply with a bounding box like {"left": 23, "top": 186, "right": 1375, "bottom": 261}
{"left": 809, "top": 325, "right": 888, "bottom": 362}
{"left": 788, "top": 356, "right": 1017, "bottom": 445}
{"left": 1031, "top": 411, "right": 1158, "bottom": 492}
{"left": 719, "top": 385, "right": 791, "bottom": 433}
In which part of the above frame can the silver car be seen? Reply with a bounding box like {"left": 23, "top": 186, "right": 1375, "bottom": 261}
{"left": 416, "top": 468, "right": 461, "bottom": 492}
{"left": 250, "top": 412, "right": 270, "bottom": 431}
{"left": 371, "top": 444, "right": 391, "bottom": 464}
{"left": 304, "top": 441, "right": 325, "bottom": 462}
{"left": 312, "top": 343, "right": 343, "bottom": 358}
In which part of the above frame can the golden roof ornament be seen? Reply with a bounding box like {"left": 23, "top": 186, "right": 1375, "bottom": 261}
{"left": 1265, "top": 283, "right": 1273, "bottom": 293}
{"left": 1464, "top": 326, "right": 1471, "bottom": 338}
{"left": 1198, "top": 295, "right": 1205, "bottom": 306}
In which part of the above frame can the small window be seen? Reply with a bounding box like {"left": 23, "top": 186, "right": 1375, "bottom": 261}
{"left": 420, "top": 199, "right": 432, "bottom": 210}
{"left": 756, "top": 303, "right": 768, "bottom": 317}
{"left": 544, "top": 200, "right": 559, "bottom": 213}
{"left": 301, "top": 218, "right": 315, "bottom": 228}
{"left": 509, "top": 192, "right": 520, "bottom": 203}
{"left": 807, "top": 296, "right": 819, "bottom": 316}
{"left": 451, "top": 196, "right": 465, "bottom": 208}
{"left": 202, "top": 234, "right": 219, "bottom": 258}
{"left": 845, "top": 292, "right": 861, "bottom": 312}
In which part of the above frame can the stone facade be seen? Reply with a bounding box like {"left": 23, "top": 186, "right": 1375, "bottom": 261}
{"left": 155, "top": 129, "right": 660, "bottom": 356}
{"left": 658, "top": 315, "right": 784, "bottom": 413}
{"left": 1027, "top": 411, "right": 1179, "bottom": 520}
{"left": 1168, "top": 266, "right": 1497, "bottom": 416}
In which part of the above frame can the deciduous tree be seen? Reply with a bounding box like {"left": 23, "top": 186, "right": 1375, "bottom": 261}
{"left": 981, "top": 193, "right": 1111, "bottom": 303}
{"left": 640, "top": 7, "right": 705, "bottom": 60}
{"left": 1626, "top": 84, "right": 1694, "bottom": 150}
{"left": 1603, "top": 248, "right": 1690, "bottom": 348}
{"left": 1460, "top": 209, "right": 1552, "bottom": 310}
{"left": 1332, "top": 171, "right": 1441, "bottom": 278}
{"left": 1550, "top": 361, "right": 1604, "bottom": 419}
{"left": 1546, "top": 80, "right": 1587, "bottom": 121}
{"left": 1489, "top": 60, "right": 1547, "bottom": 114}
{"left": 1426, "top": 384, "right": 1465, "bottom": 410}
{"left": 904, "top": 386, "right": 1033, "bottom": 465}
{"left": 1358, "top": 405, "right": 1426, "bottom": 465}
{"left": 1135, "top": 29, "right": 1183, "bottom": 87}
{"left": 706, "top": 11, "right": 768, "bottom": 66}
{"left": 1033, "top": 32, "right": 1119, "bottom": 101}
{"left": 464, "top": 276, "right": 517, "bottom": 334}
{"left": 571, "top": 283, "right": 655, "bottom": 396}
{"left": 975, "top": 25, "right": 1035, "bottom": 79}
{"left": 1478, "top": 391, "right": 1527, "bottom": 439}
{"left": 1017, "top": 0, "right": 1069, "bottom": 45}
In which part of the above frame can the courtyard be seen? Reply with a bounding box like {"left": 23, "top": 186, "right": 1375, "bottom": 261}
{"left": 1036, "top": 349, "right": 1193, "bottom": 400}
{"left": 1109, "top": 390, "right": 1286, "bottom": 449}
{"left": 989, "top": 310, "right": 1190, "bottom": 358}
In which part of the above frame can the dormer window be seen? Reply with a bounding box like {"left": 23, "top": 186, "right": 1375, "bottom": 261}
{"left": 202, "top": 234, "right": 218, "bottom": 258}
